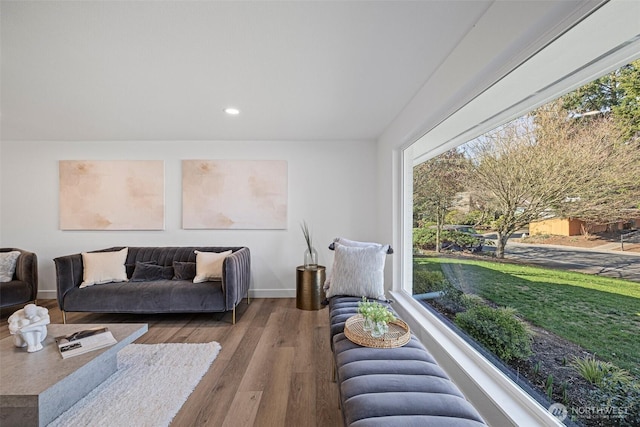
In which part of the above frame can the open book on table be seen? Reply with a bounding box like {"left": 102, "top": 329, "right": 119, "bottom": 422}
{"left": 54, "top": 327, "right": 117, "bottom": 359}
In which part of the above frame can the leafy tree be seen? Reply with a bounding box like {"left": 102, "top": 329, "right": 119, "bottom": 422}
{"left": 613, "top": 61, "right": 640, "bottom": 142}
{"left": 562, "top": 59, "right": 640, "bottom": 141}
{"left": 413, "top": 149, "right": 468, "bottom": 252}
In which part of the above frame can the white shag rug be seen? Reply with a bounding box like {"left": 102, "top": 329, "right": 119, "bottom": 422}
{"left": 48, "top": 341, "right": 221, "bottom": 427}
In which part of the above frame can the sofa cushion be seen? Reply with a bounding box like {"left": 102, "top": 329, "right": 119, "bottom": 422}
{"left": 130, "top": 262, "right": 174, "bottom": 282}
{"left": 80, "top": 248, "right": 129, "bottom": 288}
{"left": 62, "top": 279, "right": 226, "bottom": 313}
{"left": 0, "top": 251, "right": 21, "bottom": 282}
{"left": 173, "top": 261, "right": 196, "bottom": 281}
{"left": 0, "top": 280, "right": 33, "bottom": 305}
{"left": 193, "top": 250, "right": 232, "bottom": 283}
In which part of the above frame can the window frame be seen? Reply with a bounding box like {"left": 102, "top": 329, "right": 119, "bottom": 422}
{"left": 392, "top": 1, "right": 640, "bottom": 424}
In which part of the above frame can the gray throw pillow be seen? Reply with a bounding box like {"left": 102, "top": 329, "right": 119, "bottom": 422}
{"left": 130, "top": 262, "right": 174, "bottom": 282}
{"left": 126, "top": 260, "right": 156, "bottom": 278}
{"left": 173, "top": 261, "right": 196, "bottom": 281}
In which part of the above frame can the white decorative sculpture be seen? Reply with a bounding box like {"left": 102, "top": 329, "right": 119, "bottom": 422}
{"left": 8, "top": 304, "right": 50, "bottom": 353}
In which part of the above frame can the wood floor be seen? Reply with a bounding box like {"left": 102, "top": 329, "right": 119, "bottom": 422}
{"left": 0, "top": 298, "right": 343, "bottom": 427}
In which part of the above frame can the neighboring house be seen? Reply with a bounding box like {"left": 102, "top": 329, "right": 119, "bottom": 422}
{"left": 529, "top": 217, "right": 640, "bottom": 236}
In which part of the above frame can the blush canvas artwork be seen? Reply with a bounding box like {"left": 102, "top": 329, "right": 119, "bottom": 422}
{"left": 59, "top": 160, "right": 165, "bottom": 230}
{"left": 182, "top": 160, "right": 288, "bottom": 229}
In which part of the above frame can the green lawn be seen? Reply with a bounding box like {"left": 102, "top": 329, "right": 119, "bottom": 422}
{"left": 414, "top": 256, "right": 640, "bottom": 375}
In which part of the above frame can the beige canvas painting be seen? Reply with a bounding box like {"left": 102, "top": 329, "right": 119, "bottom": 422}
{"left": 183, "top": 160, "right": 288, "bottom": 229}
{"left": 59, "top": 160, "right": 165, "bottom": 230}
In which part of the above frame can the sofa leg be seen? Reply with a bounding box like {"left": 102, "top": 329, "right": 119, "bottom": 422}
{"left": 232, "top": 307, "right": 236, "bottom": 325}
{"left": 62, "top": 311, "right": 67, "bottom": 324}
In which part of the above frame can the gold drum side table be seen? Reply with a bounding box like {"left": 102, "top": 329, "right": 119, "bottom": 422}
{"left": 296, "top": 265, "right": 326, "bottom": 310}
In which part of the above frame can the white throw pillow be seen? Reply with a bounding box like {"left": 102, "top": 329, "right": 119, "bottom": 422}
{"left": 193, "top": 250, "right": 232, "bottom": 283}
{"left": 325, "top": 244, "right": 388, "bottom": 300}
{"left": 0, "top": 251, "right": 21, "bottom": 282}
{"left": 333, "top": 237, "right": 385, "bottom": 249}
{"left": 80, "top": 248, "right": 129, "bottom": 288}
{"left": 324, "top": 238, "right": 388, "bottom": 290}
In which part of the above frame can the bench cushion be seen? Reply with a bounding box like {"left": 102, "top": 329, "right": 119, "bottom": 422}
{"left": 61, "top": 280, "right": 224, "bottom": 313}
{"left": 329, "top": 296, "right": 486, "bottom": 426}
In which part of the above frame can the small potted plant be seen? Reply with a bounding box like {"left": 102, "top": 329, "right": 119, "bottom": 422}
{"left": 357, "top": 296, "right": 396, "bottom": 338}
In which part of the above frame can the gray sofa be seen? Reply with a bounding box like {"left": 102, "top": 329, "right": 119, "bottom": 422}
{"left": 329, "top": 296, "right": 486, "bottom": 426}
{"left": 54, "top": 246, "right": 250, "bottom": 324}
{"left": 0, "top": 248, "right": 38, "bottom": 309}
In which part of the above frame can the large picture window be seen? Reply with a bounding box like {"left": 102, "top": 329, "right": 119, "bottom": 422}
{"left": 398, "top": 5, "right": 640, "bottom": 425}
{"left": 411, "top": 70, "right": 639, "bottom": 425}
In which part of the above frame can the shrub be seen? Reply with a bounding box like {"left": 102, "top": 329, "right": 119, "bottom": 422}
{"left": 460, "top": 293, "right": 484, "bottom": 309}
{"left": 413, "top": 270, "right": 446, "bottom": 294}
{"left": 570, "top": 355, "right": 633, "bottom": 386}
{"left": 413, "top": 227, "right": 481, "bottom": 252}
{"left": 454, "top": 305, "right": 533, "bottom": 362}
{"left": 588, "top": 377, "right": 640, "bottom": 427}
{"left": 438, "top": 283, "right": 466, "bottom": 313}
{"left": 413, "top": 227, "right": 436, "bottom": 251}
{"left": 439, "top": 231, "right": 480, "bottom": 251}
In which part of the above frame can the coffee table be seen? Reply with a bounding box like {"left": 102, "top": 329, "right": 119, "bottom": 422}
{"left": 0, "top": 323, "right": 148, "bottom": 427}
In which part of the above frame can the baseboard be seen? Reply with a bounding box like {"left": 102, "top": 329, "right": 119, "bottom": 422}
{"left": 37, "top": 290, "right": 57, "bottom": 300}
{"left": 248, "top": 289, "right": 296, "bottom": 298}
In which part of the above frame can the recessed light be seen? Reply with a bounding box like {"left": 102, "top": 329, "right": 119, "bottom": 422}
{"left": 224, "top": 107, "right": 240, "bottom": 115}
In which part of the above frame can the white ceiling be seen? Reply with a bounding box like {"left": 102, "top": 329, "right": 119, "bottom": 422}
{"left": 1, "top": 1, "right": 603, "bottom": 142}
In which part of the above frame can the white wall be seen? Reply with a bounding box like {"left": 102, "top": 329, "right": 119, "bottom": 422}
{"left": 0, "top": 139, "right": 378, "bottom": 299}
{"left": 0, "top": 143, "right": 3, "bottom": 244}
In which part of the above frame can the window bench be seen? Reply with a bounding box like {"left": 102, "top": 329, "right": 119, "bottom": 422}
{"left": 328, "top": 296, "right": 486, "bottom": 426}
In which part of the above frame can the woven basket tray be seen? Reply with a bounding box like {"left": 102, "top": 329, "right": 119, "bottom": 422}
{"left": 344, "top": 314, "right": 411, "bottom": 348}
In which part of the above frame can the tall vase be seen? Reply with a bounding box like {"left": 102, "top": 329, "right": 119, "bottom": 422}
{"left": 304, "top": 247, "right": 318, "bottom": 270}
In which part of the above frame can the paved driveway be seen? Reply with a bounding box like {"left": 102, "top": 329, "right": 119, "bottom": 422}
{"left": 482, "top": 241, "right": 640, "bottom": 282}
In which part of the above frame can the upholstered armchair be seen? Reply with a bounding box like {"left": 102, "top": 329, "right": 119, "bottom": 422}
{"left": 0, "top": 248, "right": 38, "bottom": 308}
